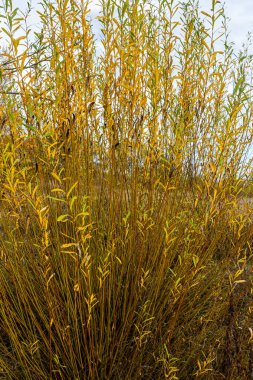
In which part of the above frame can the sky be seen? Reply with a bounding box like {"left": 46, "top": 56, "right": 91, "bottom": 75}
{"left": 224, "top": 0, "right": 253, "bottom": 50}
{"left": 3, "top": 0, "right": 252, "bottom": 56}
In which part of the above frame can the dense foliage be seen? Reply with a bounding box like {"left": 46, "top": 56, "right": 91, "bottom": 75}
{"left": 0, "top": 0, "right": 253, "bottom": 378}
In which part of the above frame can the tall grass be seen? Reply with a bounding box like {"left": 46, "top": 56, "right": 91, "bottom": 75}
{"left": 0, "top": 0, "right": 253, "bottom": 378}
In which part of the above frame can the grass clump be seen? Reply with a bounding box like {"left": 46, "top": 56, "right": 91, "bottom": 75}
{"left": 0, "top": 0, "right": 253, "bottom": 378}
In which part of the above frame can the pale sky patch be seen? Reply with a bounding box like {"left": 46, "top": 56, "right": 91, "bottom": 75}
{"left": 6, "top": 0, "right": 253, "bottom": 53}
{"left": 224, "top": 0, "right": 253, "bottom": 51}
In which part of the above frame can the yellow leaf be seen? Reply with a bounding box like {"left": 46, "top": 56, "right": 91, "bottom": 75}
{"left": 67, "top": 181, "right": 78, "bottom": 198}
{"left": 61, "top": 243, "right": 77, "bottom": 248}
{"left": 51, "top": 188, "right": 65, "bottom": 193}
{"left": 51, "top": 172, "right": 62, "bottom": 183}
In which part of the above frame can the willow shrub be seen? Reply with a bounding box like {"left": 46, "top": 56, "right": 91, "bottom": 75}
{"left": 0, "top": 0, "right": 253, "bottom": 379}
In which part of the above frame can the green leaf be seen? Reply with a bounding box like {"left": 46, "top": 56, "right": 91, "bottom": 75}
{"left": 70, "top": 196, "right": 77, "bottom": 212}
{"left": 57, "top": 214, "right": 69, "bottom": 222}
{"left": 201, "top": 11, "right": 212, "bottom": 18}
